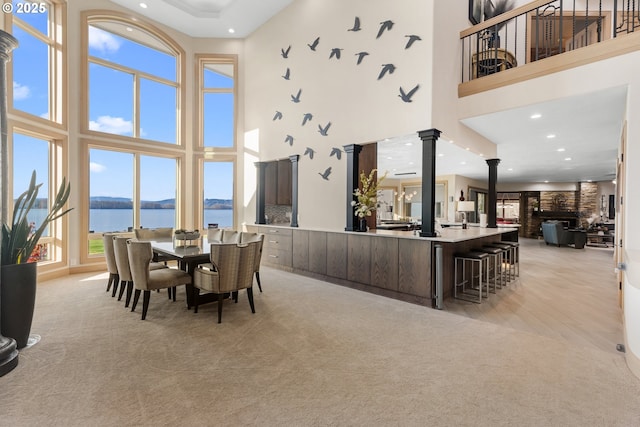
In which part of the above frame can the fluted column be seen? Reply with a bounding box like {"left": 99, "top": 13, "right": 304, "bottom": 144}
{"left": 0, "top": 30, "right": 20, "bottom": 377}
{"left": 254, "top": 162, "right": 267, "bottom": 224}
{"left": 486, "top": 158, "right": 500, "bottom": 228}
{"left": 343, "top": 144, "right": 362, "bottom": 231}
{"left": 418, "top": 128, "right": 441, "bottom": 237}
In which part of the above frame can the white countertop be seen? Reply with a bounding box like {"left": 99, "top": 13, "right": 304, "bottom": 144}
{"left": 250, "top": 223, "right": 518, "bottom": 243}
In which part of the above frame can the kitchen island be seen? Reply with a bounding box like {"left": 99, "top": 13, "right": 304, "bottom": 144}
{"left": 246, "top": 224, "right": 518, "bottom": 308}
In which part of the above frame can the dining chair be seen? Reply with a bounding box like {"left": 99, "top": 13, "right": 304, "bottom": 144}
{"left": 103, "top": 233, "right": 119, "bottom": 297}
{"left": 207, "top": 227, "right": 223, "bottom": 242}
{"left": 127, "top": 240, "right": 193, "bottom": 320}
{"left": 134, "top": 227, "right": 178, "bottom": 298}
{"left": 240, "top": 232, "right": 265, "bottom": 292}
{"left": 192, "top": 241, "right": 258, "bottom": 323}
{"left": 112, "top": 236, "right": 168, "bottom": 307}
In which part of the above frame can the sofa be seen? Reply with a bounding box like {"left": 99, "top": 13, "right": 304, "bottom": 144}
{"left": 541, "top": 221, "right": 586, "bottom": 249}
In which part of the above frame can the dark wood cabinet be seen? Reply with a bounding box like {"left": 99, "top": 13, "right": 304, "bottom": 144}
{"left": 264, "top": 160, "right": 292, "bottom": 206}
{"left": 277, "top": 159, "right": 292, "bottom": 205}
{"left": 265, "top": 161, "right": 278, "bottom": 205}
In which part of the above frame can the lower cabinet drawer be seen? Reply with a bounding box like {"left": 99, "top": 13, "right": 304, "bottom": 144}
{"left": 264, "top": 234, "right": 292, "bottom": 250}
{"left": 263, "top": 247, "right": 292, "bottom": 267}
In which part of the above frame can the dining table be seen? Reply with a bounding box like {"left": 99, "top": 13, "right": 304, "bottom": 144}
{"left": 146, "top": 237, "right": 217, "bottom": 308}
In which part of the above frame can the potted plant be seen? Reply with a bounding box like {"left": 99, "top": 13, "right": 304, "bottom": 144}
{"left": 1, "top": 170, "right": 71, "bottom": 348}
{"left": 351, "top": 169, "right": 387, "bottom": 232}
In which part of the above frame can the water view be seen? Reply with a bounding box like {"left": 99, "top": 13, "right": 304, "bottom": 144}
{"left": 28, "top": 208, "right": 233, "bottom": 233}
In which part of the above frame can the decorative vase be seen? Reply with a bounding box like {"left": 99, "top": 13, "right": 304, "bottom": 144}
{"left": 1, "top": 262, "right": 37, "bottom": 349}
{"left": 358, "top": 217, "right": 367, "bottom": 232}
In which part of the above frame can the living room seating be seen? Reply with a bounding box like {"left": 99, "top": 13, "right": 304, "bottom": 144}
{"left": 541, "top": 221, "right": 586, "bottom": 249}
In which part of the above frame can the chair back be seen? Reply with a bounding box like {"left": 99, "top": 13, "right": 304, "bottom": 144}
{"left": 134, "top": 227, "right": 173, "bottom": 240}
{"left": 127, "top": 240, "right": 153, "bottom": 290}
{"left": 240, "top": 232, "right": 264, "bottom": 272}
{"left": 112, "top": 236, "right": 132, "bottom": 281}
{"left": 222, "top": 229, "right": 240, "bottom": 243}
{"left": 207, "top": 228, "right": 223, "bottom": 242}
{"left": 103, "top": 232, "right": 118, "bottom": 274}
{"left": 205, "top": 242, "right": 254, "bottom": 291}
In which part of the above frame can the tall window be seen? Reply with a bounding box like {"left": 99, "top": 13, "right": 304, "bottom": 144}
{"left": 203, "top": 161, "right": 234, "bottom": 228}
{"left": 87, "top": 21, "right": 179, "bottom": 144}
{"left": 10, "top": 0, "right": 63, "bottom": 122}
{"left": 140, "top": 156, "right": 176, "bottom": 228}
{"left": 12, "top": 130, "right": 64, "bottom": 263}
{"left": 199, "top": 57, "right": 236, "bottom": 148}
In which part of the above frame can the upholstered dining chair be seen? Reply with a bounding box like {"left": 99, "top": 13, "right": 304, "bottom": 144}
{"left": 127, "top": 240, "right": 193, "bottom": 320}
{"left": 134, "top": 227, "right": 176, "bottom": 263}
{"left": 192, "top": 241, "right": 258, "bottom": 323}
{"left": 239, "top": 232, "right": 265, "bottom": 292}
{"left": 103, "top": 232, "right": 119, "bottom": 297}
{"left": 112, "top": 236, "right": 168, "bottom": 307}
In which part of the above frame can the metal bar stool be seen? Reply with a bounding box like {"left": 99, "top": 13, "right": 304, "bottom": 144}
{"left": 480, "top": 246, "right": 503, "bottom": 292}
{"left": 454, "top": 251, "right": 490, "bottom": 304}
{"left": 501, "top": 241, "right": 520, "bottom": 279}
{"left": 485, "top": 242, "right": 513, "bottom": 286}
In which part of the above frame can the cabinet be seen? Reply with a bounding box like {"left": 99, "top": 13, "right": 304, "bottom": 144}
{"left": 260, "top": 226, "right": 292, "bottom": 267}
{"left": 265, "top": 159, "right": 292, "bottom": 206}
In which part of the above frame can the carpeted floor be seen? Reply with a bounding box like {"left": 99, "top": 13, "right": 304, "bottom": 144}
{"left": 1, "top": 246, "right": 639, "bottom": 426}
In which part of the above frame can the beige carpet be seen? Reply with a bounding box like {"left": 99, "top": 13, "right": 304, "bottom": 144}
{"left": 1, "top": 251, "right": 639, "bottom": 426}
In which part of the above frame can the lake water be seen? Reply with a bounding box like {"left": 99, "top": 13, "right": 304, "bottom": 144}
{"left": 28, "top": 209, "right": 233, "bottom": 232}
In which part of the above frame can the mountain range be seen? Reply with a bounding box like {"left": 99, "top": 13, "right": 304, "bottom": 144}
{"left": 88, "top": 197, "right": 232, "bottom": 209}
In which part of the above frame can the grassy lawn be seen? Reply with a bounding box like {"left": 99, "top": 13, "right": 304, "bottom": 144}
{"left": 89, "top": 238, "right": 104, "bottom": 255}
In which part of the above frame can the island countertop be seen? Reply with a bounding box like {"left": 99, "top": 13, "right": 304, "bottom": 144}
{"left": 248, "top": 223, "right": 518, "bottom": 243}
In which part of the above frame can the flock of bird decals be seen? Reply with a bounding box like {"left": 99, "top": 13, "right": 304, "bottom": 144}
{"left": 272, "top": 15, "right": 422, "bottom": 180}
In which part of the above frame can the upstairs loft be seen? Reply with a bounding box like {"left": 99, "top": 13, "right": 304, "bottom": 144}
{"left": 459, "top": 0, "right": 640, "bottom": 97}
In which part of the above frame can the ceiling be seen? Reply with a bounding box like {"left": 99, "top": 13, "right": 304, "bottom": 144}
{"left": 379, "top": 85, "right": 627, "bottom": 184}
{"left": 112, "top": 1, "right": 627, "bottom": 185}
{"left": 108, "top": 0, "right": 293, "bottom": 38}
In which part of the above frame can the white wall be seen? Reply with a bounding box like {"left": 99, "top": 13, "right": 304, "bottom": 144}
{"left": 244, "top": 0, "right": 435, "bottom": 230}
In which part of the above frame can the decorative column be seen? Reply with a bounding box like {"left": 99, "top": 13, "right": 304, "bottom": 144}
{"left": 486, "top": 158, "right": 500, "bottom": 228}
{"left": 418, "top": 128, "right": 441, "bottom": 237}
{"left": 254, "top": 162, "right": 267, "bottom": 224}
{"left": 343, "top": 144, "right": 362, "bottom": 231}
{"left": 0, "top": 30, "right": 19, "bottom": 377}
{"left": 289, "top": 155, "right": 299, "bottom": 227}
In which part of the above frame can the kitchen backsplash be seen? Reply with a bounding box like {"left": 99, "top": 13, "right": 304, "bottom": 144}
{"left": 265, "top": 205, "right": 291, "bottom": 224}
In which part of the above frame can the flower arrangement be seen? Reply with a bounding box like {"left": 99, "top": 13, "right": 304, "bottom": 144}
{"left": 351, "top": 169, "right": 387, "bottom": 218}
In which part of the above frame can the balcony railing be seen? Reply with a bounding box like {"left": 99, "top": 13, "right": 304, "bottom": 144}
{"left": 460, "top": 0, "right": 639, "bottom": 83}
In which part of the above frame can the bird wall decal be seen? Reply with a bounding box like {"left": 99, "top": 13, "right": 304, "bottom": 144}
{"left": 399, "top": 84, "right": 420, "bottom": 102}
{"left": 330, "top": 147, "right": 342, "bottom": 160}
{"left": 318, "top": 122, "right": 331, "bottom": 136}
{"left": 291, "top": 88, "right": 302, "bottom": 103}
{"left": 377, "top": 64, "right": 396, "bottom": 80}
{"left": 348, "top": 16, "right": 361, "bottom": 32}
{"left": 282, "top": 68, "right": 290, "bottom": 80}
{"left": 376, "top": 20, "right": 394, "bottom": 38}
{"left": 404, "top": 35, "right": 422, "bottom": 49}
{"left": 304, "top": 147, "right": 315, "bottom": 159}
{"left": 308, "top": 37, "right": 320, "bottom": 51}
{"left": 273, "top": 111, "right": 283, "bottom": 121}
{"left": 302, "top": 113, "right": 313, "bottom": 126}
{"left": 285, "top": 135, "right": 294, "bottom": 146}
{"left": 318, "top": 167, "right": 332, "bottom": 180}
{"left": 281, "top": 45, "right": 291, "bottom": 58}
{"left": 329, "top": 48, "right": 343, "bottom": 60}
{"left": 355, "top": 51, "right": 369, "bottom": 65}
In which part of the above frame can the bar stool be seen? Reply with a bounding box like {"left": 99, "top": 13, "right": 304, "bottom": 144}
{"left": 485, "top": 242, "right": 513, "bottom": 285}
{"left": 501, "top": 241, "right": 520, "bottom": 279}
{"left": 454, "top": 251, "right": 490, "bottom": 304}
{"left": 480, "top": 246, "right": 503, "bottom": 292}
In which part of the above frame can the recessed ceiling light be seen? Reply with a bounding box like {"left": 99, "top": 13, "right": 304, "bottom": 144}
{"left": 465, "top": 147, "right": 470, "bottom": 151}
{"left": 387, "top": 157, "right": 392, "bottom": 160}
{"left": 405, "top": 142, "right": 413, "bottom": 146}
{"left": 544, "top": 180, "right": 549, "bottom": 183}
{"left": 408, "top": 162, "right": 414, "bottom": 165}
{"left": 139, "top": 2, "right": 148, "bottom": 8}
{"left": 228, "top": 28, "right": 235, "bottom": 34}
{"left": 612, "top": 179, "right": 617, "bottom": 184}
{"left": 126, "top": 27, "right": 133, "bottom": 32}
{"left": 460, "top": 161, "right": 467, "bottom": 165}
{"left": 564, "top": 157, "right": 572, "bottom": 161}
{"left": 546, "top": 134, "right": 556, "bottom": 139}
{"left": 587, "top": 180, "right": 592, "bottom": 182}
{"left": 438, "top": 153, "right": 444, "bottom": 157}
{"left": 557, "top": 148, "right": 565, "bottom": 152}
{"left": 530, "top": 113, "right": 542, "bottom": 119}
{"left": 508, "top": 168, "right": 513, "bottom": 171}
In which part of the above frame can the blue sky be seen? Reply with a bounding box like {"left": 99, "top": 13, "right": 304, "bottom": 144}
{"left": 11, "top": 12, "right": 234, "bottom": 201}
